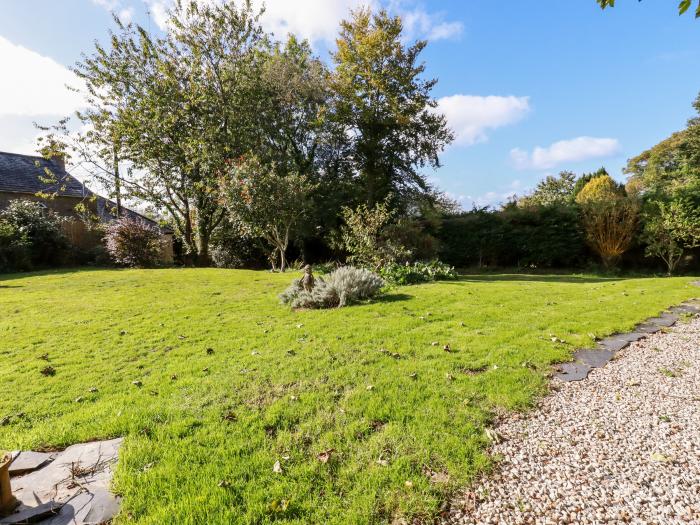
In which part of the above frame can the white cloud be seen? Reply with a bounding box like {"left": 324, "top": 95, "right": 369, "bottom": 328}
{"left": 510, "top": 136, "right": 621, "bottom": 170}
{"left": 91, "top": 0, "right": 120, "bottom": 9}
{"left": 400, "top": 7, "right": 463, "bottom": 41}
{"left": 0, "top": 36, "right": 84, "bottom": 117}
{"left": 144, "top": 0, "right": 461, "bottom": 45}
{"left": 118, "top": 7, "right": 135, "bottom": 24}
{"left": 437, "top": 95, "right": 530, "bottom": 146}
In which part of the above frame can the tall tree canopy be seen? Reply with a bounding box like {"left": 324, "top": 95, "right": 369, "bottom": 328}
{"left": 330, "top": 8, "right": 453, "bottom": 208}
{"left": 72, "top": 0, "right": 265, "bottom": 264}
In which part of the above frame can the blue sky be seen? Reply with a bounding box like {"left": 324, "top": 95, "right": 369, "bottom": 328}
{"left": 1, "top": 0, "right": 699, "bottom": 207}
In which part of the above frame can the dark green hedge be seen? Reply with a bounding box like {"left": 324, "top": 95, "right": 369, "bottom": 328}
{"left": 437, "top": 205, "right": 588, "bottom": 269}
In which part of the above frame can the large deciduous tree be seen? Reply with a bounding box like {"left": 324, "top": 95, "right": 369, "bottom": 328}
{"left": 330, "top": 8, "right": 453, "bottom": 209}
{"left": 641, "top": 185, "right": 700, "bottom": 274}
{"left": 72, "top": 0, "right": 265, "bottom": 265}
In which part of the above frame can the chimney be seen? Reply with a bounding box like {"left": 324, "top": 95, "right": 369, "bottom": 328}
{"left": 50, "top": 154, "right": 65, "bottom": 172}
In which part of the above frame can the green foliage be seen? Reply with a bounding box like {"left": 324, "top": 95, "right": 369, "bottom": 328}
{"left": 518, "top": 171, "right": 577, "bottom": 207}
{"left": 331, "top": 8, "right": 453, "bottom": 207}
{"left": 642, "top": 184, "right": 700, "bottom": 274}
{"left": 280, "top": 266, "right": 384, "bottom": 308}
{"left": 0, "top": 269, "right": 697, "bottom": 523}
{"left": 437, "top": 205, "right": 586, "bottom": 269}
{"left": 0, "top": 220, "right": 30, "bottom": 272}
{"left": 0, "top": 200, "right": 68, "bottom": 270}
{"left": 576, "top": 176, "right": 639, "bottom": 269}
{"left": 339, "top": 200, "right": 411, "bottom": 270}
{"left": 575, "top": 174, "right": 626, "bottom": 205}
{"left": 596, "top": 0, "right": 700, "bottom": 17}
{"left": 572, "top": 167, "right": 610, "bottom": 199}
{"left": 379, "top": 260, "right": 457, "bottom": 285}
{"left": 104, "top": 217, "right": 164, "bottom": 268}
{"left": 220, "top": 156, "right": 316, "bottom": 272}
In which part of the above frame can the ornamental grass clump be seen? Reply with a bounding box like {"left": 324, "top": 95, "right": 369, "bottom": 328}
{"left": 280, "top": 266, "right": 384, "bottom": 309}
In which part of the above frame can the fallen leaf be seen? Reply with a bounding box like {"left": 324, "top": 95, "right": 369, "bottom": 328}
{"left": 317, "top": 449, "right": 335, "bottom": 464}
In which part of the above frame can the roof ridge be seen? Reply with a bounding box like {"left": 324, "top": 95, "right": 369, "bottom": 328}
{"left": 0, "top": 150, "right": 46, "bottom": 160}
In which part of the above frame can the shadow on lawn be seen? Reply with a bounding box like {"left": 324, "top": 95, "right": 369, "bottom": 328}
{"left": 376, "top": 292, "right": 413, "bottom": 303}
{"left": 455, "top": 273, "right": 627, "bottom": 284}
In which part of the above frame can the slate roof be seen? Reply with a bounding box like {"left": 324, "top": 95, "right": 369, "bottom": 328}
{"left": 0, "top": 151, "right": 89, "bottom": 197}
{"left": 0, "top": 151, "right": 172, "bottom": 233}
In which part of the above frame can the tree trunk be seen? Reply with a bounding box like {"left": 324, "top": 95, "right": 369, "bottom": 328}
{"left": 113, "top": 144, "right": 122, "bottom": 217}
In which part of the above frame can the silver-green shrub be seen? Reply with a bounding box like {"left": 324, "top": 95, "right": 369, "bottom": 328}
{"left": 280, "top": 266, "right": 384, "bottom": 309}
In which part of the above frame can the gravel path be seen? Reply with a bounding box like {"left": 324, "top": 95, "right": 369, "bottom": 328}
{"left": 446, "top": 315, "right": 700, "bottom": 525}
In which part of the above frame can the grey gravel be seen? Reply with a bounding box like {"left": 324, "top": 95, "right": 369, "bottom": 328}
{"left": 446, "top": 315, "right": 700, "bottom": 525}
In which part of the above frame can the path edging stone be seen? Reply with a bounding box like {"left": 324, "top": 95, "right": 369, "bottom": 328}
{"left": 555, "top": 299, "right": 700, "bottom": 382}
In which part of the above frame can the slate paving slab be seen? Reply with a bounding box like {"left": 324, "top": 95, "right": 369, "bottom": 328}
{"left": 555, "top": 299, "right": 700, "bottom": 382}
{"left": 2, "top": 439, "right": 122, "bottom": 525}
{"left": 8, "top": 453, "right": 55, "bottom": 477}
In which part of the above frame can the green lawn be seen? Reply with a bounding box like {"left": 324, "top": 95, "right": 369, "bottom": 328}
{"left": 0, "top": 269, "right": 697, "bottom": 523}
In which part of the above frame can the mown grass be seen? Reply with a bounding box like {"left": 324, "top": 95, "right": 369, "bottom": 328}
{"left": 0, "top": 269, "right": 697, "bottom": 523}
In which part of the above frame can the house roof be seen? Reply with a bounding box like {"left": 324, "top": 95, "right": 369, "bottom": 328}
{"left": 0, "top": 151, "right": 172, "bottom": 234}
{"left": 0, "top": 151, "right": 88, "bottom": 198}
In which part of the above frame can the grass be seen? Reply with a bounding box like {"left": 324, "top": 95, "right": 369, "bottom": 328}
{"left": 0, "top": 268, "right": 697, "bottom": 524}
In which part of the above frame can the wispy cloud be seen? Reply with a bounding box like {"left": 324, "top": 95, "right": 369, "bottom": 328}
{"left": 510, "top": 136, "right": 621, "bottom": 170}
{"left": 437, "top": 95, "right": 531, "bottom": 146}
{"left": 141, "top": 0, "right": 462, "bottom": 45}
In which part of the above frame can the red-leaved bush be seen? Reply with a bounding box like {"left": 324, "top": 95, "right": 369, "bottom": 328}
{"left": 104, "top": 217, "right": 164, "bottom": 268}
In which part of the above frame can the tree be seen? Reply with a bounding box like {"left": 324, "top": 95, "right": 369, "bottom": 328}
{"left": 596, "top": 0, "right": 700, "bottom": 18}
{"left": 220, "top": 156, "right": 315, "bottom": 272}
{"left": 572, "top": 167, "right": 611, "bottom": 199}
{"left": 338, "top": 199, "right": 411, "bottom": 270}
{"left": 70, "top": 0, "right": 265, "bottom": 265}
{"left": 330, "top": 8, "right": 453, "bottom": 209}
{"left": 518, "top": 171, "right": 576, "bottom": 207}
{"left": 576, "top": 175, "right": 639, "bottom": 268}
{"left": 625, "top": 91, "right": 700, "bottom": 196}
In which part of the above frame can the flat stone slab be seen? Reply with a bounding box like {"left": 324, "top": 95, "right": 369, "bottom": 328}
{"left": 555, "top": 299, "right": 699, "bottom": 382}
{"left": 8, "top": 452, "right": 55, "bottom": 477}
{"left": 2, "top": 438, "right": 122, "bottom": 525}
{"left": 555, "top": 361, "right": 591, "bottom": 382}
{"left": 575, "top": 348, "right": 616, "bottom": 369}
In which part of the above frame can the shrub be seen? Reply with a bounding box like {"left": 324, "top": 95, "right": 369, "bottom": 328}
{"left": 338, "top": 200, "right": 410, "bottom": 270}
{"left": 576, "top": 175, "right": 639, "bottom": 269}
{"left": 0, "top": 199, "right": 68, "bottom": 270}
{"left": 0, "top": 220, "right": 30, "bottom": 272}
{"left": 280, "top": 266, "right": 384, "bottom": 309}
{"left": 104, "top": 217, "right": 164, "bottom": 268}
{"left": 437, "top": 205, "right": 587, "bottom": 269}
{"left": 379, "top": 260, "right": 457, "bottom": 285}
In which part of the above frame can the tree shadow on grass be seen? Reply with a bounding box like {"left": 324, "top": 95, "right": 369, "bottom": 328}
{"left": 376, "top": 292, "right": 413, "bottom": 303}
{"left": 454, "top": 273, "right": 627, "bottom": 284}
